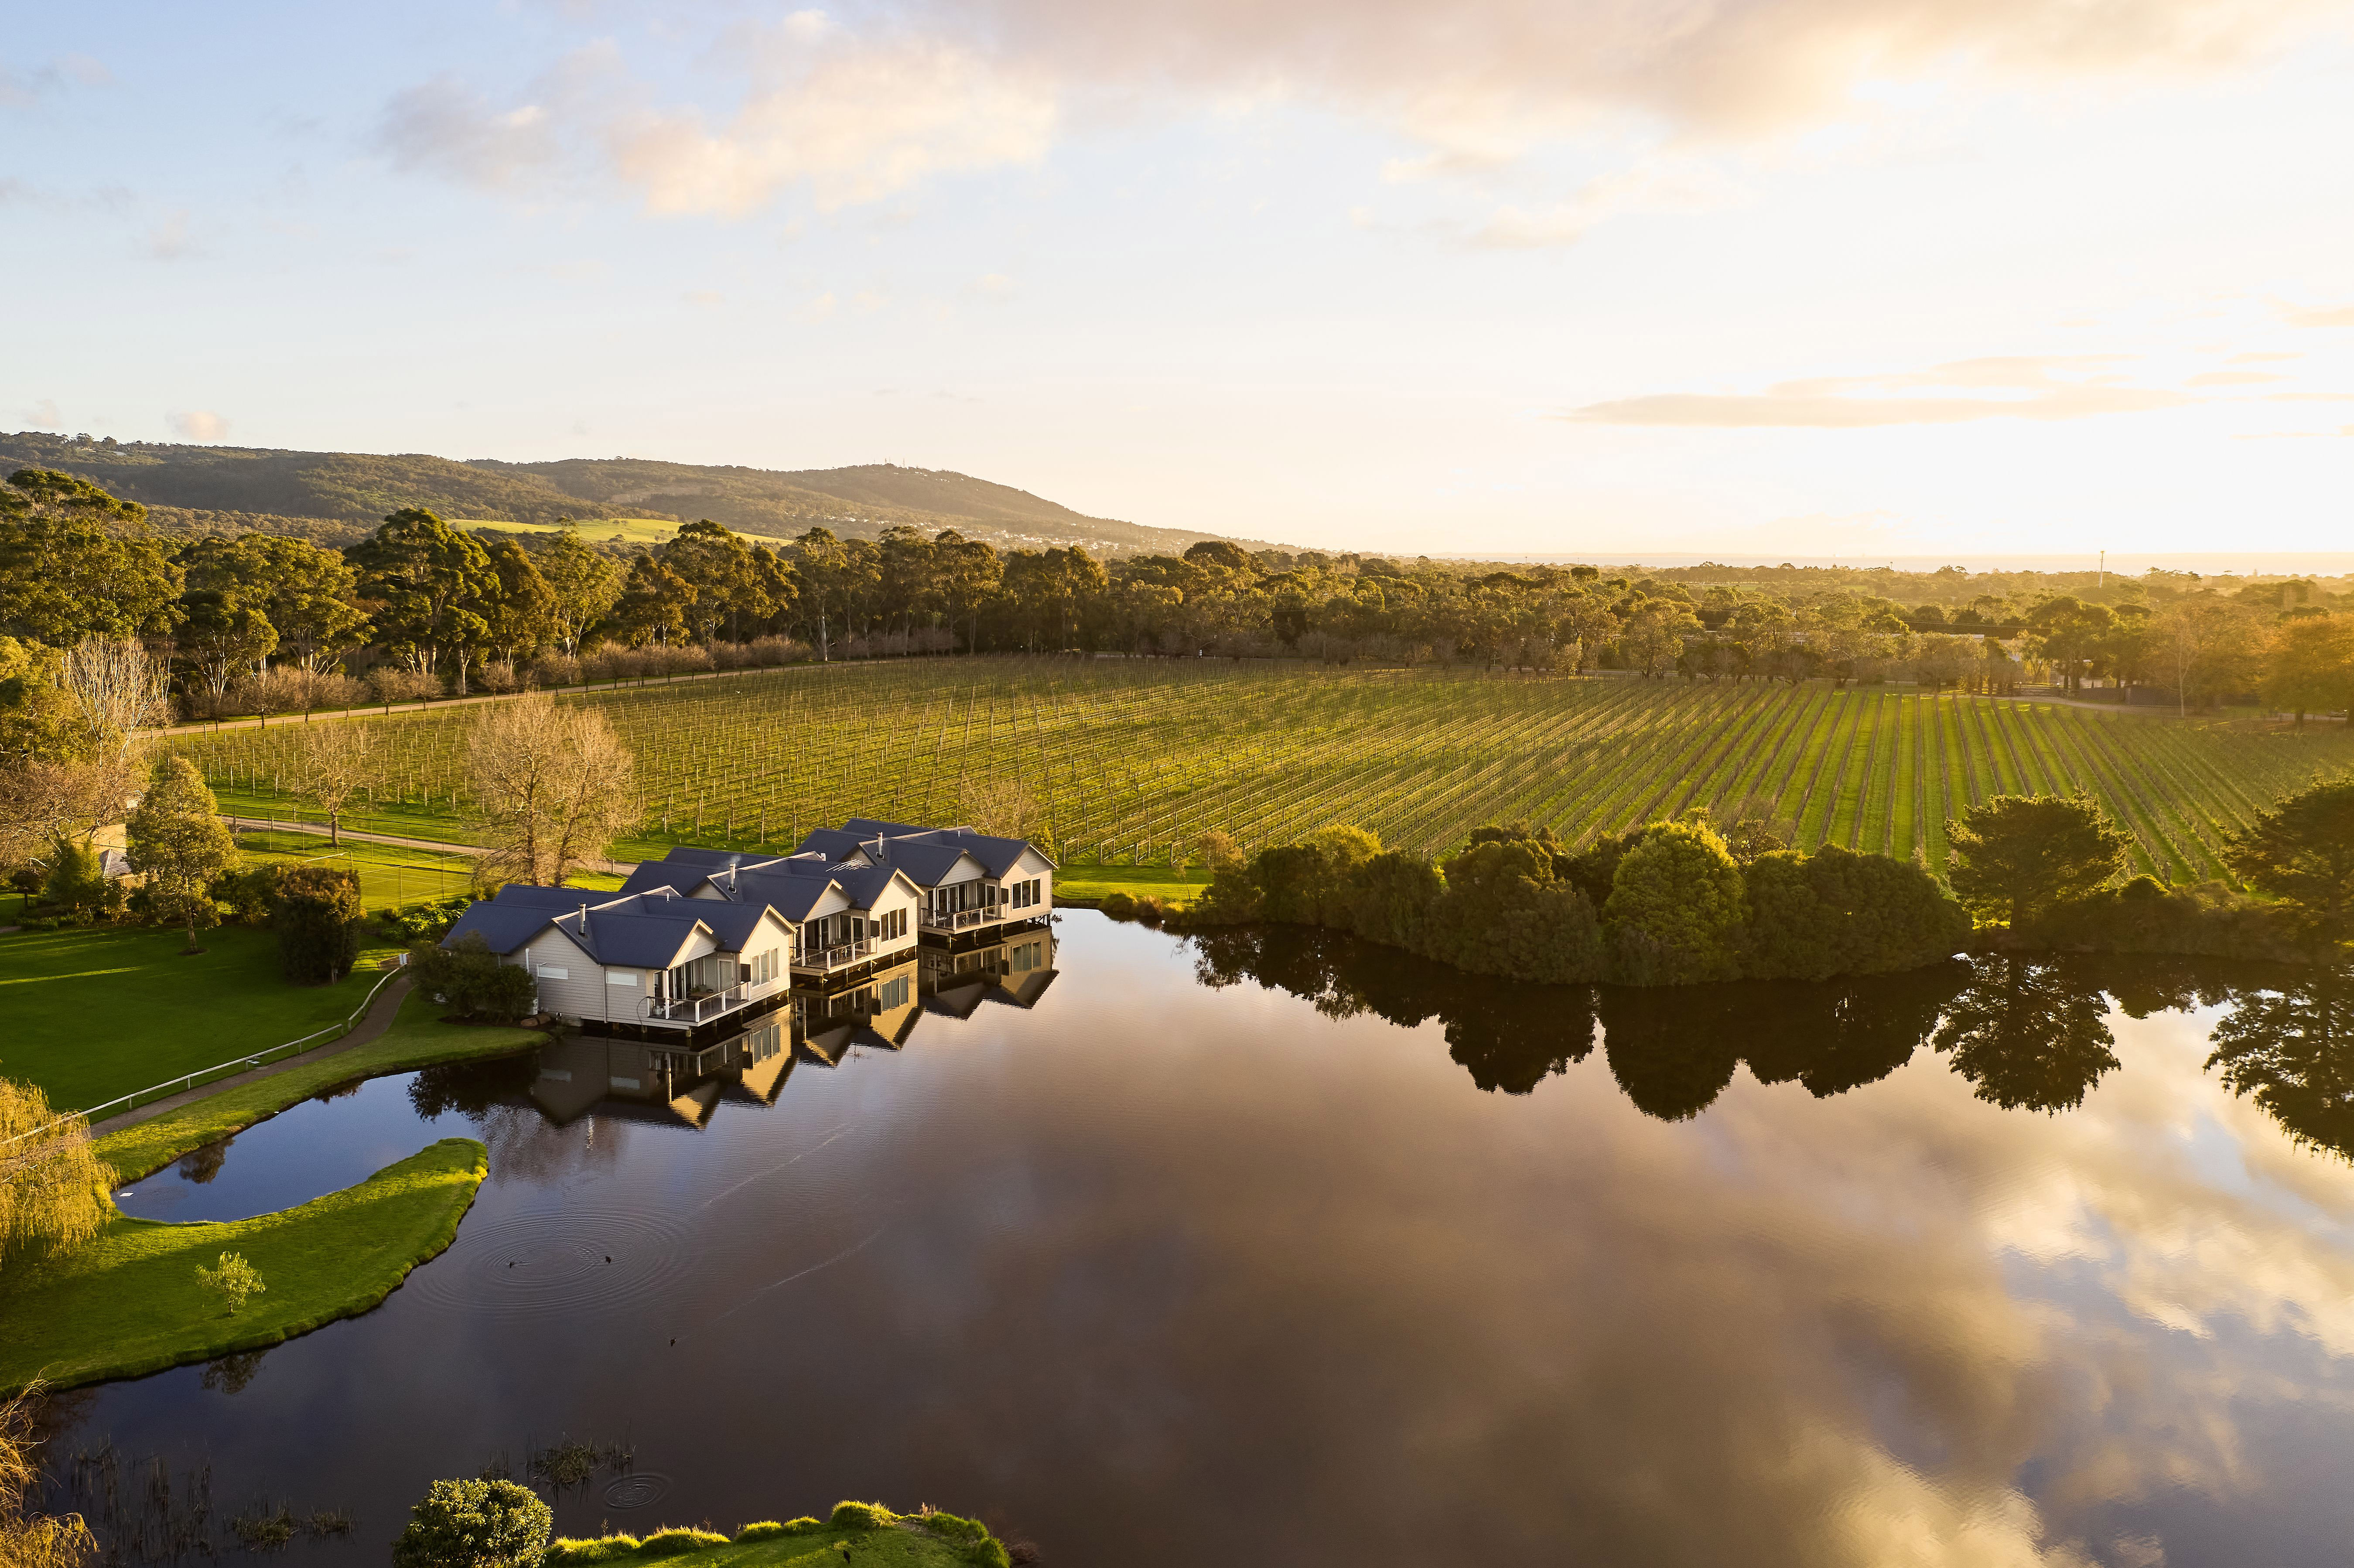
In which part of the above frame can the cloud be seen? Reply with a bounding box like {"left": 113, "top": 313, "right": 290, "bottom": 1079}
{"left": 683, "top": 288, "right": 726, "bottom": 307}
{"left": 968, "top": 271, "right": 1018, "bottom": 300}
{"left": 375, "top": 74, "right": 565, "bottom": 188}
{"left": 22, "top": 398, "right": 61, "bottom": 429}
{"left": 2185, "top": 369, "right": 2286, "bottom": 386}
{"left": 141, "top": 209, "right": 198, "bottom": 260}
{"left": 1471, "top": 155, "right": 1747, "bottom": 248}
{"left": 168, "top": 410, "right": 231, "bottom": 441}
{"left": 1, "top": 52, "right": 111, "bottom": 109}
{"left": 940, "top": 0, "right": 2346, "bottom": 153}
{"left": 1569, "top": 356, "right": 2197, "bottom": 427}
{"left": 2281, "top": 301, "right": 2354, "bottom": 327}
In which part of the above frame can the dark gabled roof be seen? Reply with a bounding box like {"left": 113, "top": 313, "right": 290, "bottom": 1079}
{"left": 724, "top": 868, "right": 843, "bottom": 923}
{"left": 443, "top": 902, "right": 560, "bottom": 956}
{"left": 801, "top": 817, "right": 1059, "bottom": 881}
{"left": 792, "top": 827, "right": 872, "bottom": 862}
{"left": 876, "top": 839, "right": 982, "bottom": 885}
{"left": 442, "top": 882, "right": 781, "bottom": 967}
{"left": 832, "top": 862, "right": 910, "bottom": 911}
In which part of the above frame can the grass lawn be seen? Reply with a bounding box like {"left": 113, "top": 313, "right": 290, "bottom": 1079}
{"left": 1055, "top": 863, "right": 1209, "bottom": 907}
{"left": 95, "top": 987, "right": 547, "bottom": 1182}
{"left": 228, "top": 826, "right": 480, "bottom": 909}
{"left": 0, "top": 925, "right": 405, "bottom": 1114}
{"left": 0, "top": 1138, "right": 487, "bottom": 1394}
{"left": 548, "top": 1511, "right": 1009, "bottom": 1568}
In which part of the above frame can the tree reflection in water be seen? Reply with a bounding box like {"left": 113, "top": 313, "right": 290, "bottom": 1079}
{"left": 1932, "top": 956, "right": 2120, "bottom": 1113}
{"left": 2207, "top": 967, "right": 2354, "bottom": 1160}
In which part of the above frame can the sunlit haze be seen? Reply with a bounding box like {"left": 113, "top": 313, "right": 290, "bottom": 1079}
{"left": 8, "top": 0, "right": 2354, "bottom": 557}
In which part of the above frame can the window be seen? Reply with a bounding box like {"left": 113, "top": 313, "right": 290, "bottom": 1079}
{"left": 539, "top": 966, "right": 570, "bottom": 980}
{"left": 875, "top": 974, "right": 910, "bottom": 1010}
{"left": 607, "top": 971, "right": 641, "bottom": 988}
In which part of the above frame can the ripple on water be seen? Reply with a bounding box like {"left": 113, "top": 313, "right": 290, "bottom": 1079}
{"left": 408, "top": 1203, "right": 694, "bottom": 1320}
{"left": 603, "top": 1473, "right": 672, "bottom": 1511}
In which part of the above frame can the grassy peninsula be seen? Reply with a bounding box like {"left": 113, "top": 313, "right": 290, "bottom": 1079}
{"left": 0, "top": 1138, "right": 486, "bottom": 1394}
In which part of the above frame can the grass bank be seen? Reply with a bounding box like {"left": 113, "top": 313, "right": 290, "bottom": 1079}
{"left": 0, "top": 1138, "right": 487, "bottom": 1394}
{"left": 1053, "top": 863, "right": 1209, "bottom": 909}
{"left": 0, "top": 925, "right": 402, "bottom": 1112}
{"left": 94, "top": 988, "right": 547, "bottom": 1183}
{"left": 546, "top": 1504, "right": 1011, "bottom": 1568}
{"left": 228, "top": 826, "right": 480, "bottom": 908}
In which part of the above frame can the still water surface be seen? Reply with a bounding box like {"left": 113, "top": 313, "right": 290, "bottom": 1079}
{"left": 44, "top": 914, "right": 2354, "bottom": 1567}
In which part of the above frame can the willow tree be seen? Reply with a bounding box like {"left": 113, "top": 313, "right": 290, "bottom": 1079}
{"left": 0, "top": 1382, "right": 99, "bottom": 1568}
{"left": 0, "top": 1077, "right": 108, "bottom": 1272}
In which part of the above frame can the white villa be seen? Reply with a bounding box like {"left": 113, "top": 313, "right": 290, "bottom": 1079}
{"left": 439, "top": 819, "right": 1055, "bottom": 1035}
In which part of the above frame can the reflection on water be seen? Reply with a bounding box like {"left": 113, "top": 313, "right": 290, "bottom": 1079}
{"left": 53, "top": 919, "right": 2354, "bottom": 1568}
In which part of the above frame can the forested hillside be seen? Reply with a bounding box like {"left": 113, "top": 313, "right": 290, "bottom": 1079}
{"left": 0, "top": 431, "right": 1252, "bottom": 555}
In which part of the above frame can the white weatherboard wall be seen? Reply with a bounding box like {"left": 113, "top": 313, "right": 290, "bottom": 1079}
{"left": 518, "top": 927, "right": 610, "bottom": 1021}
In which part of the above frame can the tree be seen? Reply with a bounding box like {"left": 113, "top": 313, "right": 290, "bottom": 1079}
{"left": 792, "top": 527, "right": 850, "bottom": 659}
{"left": 346, "top": 509, "right": 498, "bottom": 677}
{"left": 61, "top": 636, "right": 171, "bottom": 756}
{"left": 607, "top": 556, "right": 687, "bottom": 648}
{"left": 535, "top": 526, "right": 624, "bottom": 655}
{"left": 2262, "top": 615, "right": 2354, "bottom": 724}
{"left": 0, "top": 1077, "right": 109, "bottom": 1269}
{"left": 2153, "top": 594, "right": 2251, "bottom": 716}
{"left": 876, "top": 525, "right": 938, "bottom": 649}
{"left": 176, "top": 589, "right": 277, "bottom": 706}
{"left": 391, "top": 1479, "right": 553, "bottom": 1568}
{"left": 0, "top": 638, "right": 75, "bottom": 763}
{"left": 413, "top": 931, "right": 538, "bottom": 1021}
{"left": 0, "top": 469, "right": 182, "bottom": 645}
{"left": 0, "top": 1382, "right": 101, "bottom": 1568}
{"left": 477, "top": 537, "right": 557, "bottom": 664}
{"left": 1945, "top": 793, "right": 2132, "bottom": 928}
{"left": 126, "top": 753, "right": 239, "bottom": 952}
{"left": 275, "top": 862, "right": 364, "bottom": 984}
{"left": 932, "top": 530, "right": 1001, "bottom": 653}
{"left": 2225, "top": 777, "right": 2354, "bottom": 954}
{"left": 1619, "top": 600, "right": 1701, "bottom": 678}
{"left": 466, "top": 694, "right": 638, "bottom": 886}
{"left": 1742, "top": 844, "right": 1970, "bottom": 980}
{"left": 2206, "top": 969, "right": 2354, "bottom": 1159}
{"left": 290, "top": 721, "right": 376, "bottom": 846}
{"left": 195, "top": 1251, "right": 266, "bottom": 1314}
{"left": 1601, "top": 819, "right": 1746, "bottom": 983}
{"left": 660, "top": 521, "right": 770, "bottom": 644}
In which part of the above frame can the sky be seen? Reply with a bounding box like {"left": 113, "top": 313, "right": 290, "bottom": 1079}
{"left": 5, "top": 0, "right": 2354, "bottom": 559}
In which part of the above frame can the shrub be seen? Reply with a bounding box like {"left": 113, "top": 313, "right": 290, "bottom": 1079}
{"left": 1099, "top": 892, "right": 1135, "bottom": 919}
{"left": 211, "top": 863, "right": 281, "bottom": 925}
{"left": 527, "top": 653, "right": 581, "bottom": 688}
{"left": 829, "top": 1502, "right": 896, "bottom": 1531}
{"left": 542, "top": 1537, "right": 640, "bottom": 1565}
{"left": 195, "top": 1252, "right": 265, "bottom": 1315}
{"left": 390, "top": 1479, "right": 552, "bottom": 1568}
{"left": 1742, "top": 844, "right": 1969, "bottom": 980}
{"left": 41, "top": 841, "right": 107, "bottom": 919}
{"left": 414, "top": 932, "right": 539, "bottom": 1022}
{"left": 1601, "top": 820, "right": 1746, "bottom": 985}
{"left": 275, "top": 862, "right": 364, "bottom": 984}
{"left": 1426, "top": 838, "right": 1604, "bottom": 984}
{"left": 732, "top": 1522, "right": 788, "bottom": 1541}
{"left": 1132, "top": 894, "right": 1165, "bottom": 925}
{"left": 368, "top": 667, "right": 441, "bottom": 705}
{"left": 634, "top": 1528, "right": 728, "bottom": 1556}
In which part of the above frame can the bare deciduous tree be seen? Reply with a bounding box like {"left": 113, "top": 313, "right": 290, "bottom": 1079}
{"left": 467, "top": 695, "right": 639, "bottom": 887}
{"left": 61, "top": 636, "right": 170, "bottom": 755}
{"left": 292, "top": 721, "right": 377, "bottom": 847}
{"left": 958, "top": 773, "right": 1045, "bottom": 846}
{"left": 0, "top": 752, "right": 142, "bottom": 868}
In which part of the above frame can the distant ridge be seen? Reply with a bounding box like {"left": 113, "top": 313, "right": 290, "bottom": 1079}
{"left": 0, "top": 431, "right": 1271, "bottom": 556}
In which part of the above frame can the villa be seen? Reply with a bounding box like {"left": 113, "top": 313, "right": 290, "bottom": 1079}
{"left": 438, "top": 820, "right": 1054, "bottom": 1036}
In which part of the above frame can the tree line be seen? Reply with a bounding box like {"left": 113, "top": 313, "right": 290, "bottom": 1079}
{"left": 8, "top": 465, "right": 2352, "bottom": 720}
{"left": 1166, "top": 775, "right": 2354, "bottom": 988}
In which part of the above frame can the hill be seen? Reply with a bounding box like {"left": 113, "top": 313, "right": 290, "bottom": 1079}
{"left": 0, "top": 431, "right": 1262, "bottom": 556}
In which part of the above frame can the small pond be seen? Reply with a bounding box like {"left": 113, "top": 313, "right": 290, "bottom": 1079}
{"left": 36, "top": 914, "right": 2354, "bottom": 1567}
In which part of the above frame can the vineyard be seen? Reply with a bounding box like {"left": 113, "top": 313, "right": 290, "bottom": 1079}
{"left": 176, "top": 657, "right": 2354, "bottom": 885}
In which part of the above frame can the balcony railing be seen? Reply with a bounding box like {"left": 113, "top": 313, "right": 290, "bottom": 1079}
{"left": 643, "top": 974, "right": 782, "bottom": 1026}
{"left": 793, "top": 937, "right": 873, "bottom": 973}
{"left": 921, "top": 907, "right": 1001, "bottom": 932}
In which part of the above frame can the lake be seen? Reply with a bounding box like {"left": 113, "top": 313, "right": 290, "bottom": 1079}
{"left": 37, "top": 913, "right": 2354, "bottom": 1567}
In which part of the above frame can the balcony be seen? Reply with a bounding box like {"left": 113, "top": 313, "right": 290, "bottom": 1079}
{"left": 793, "top": 937, "right": 874, "bottom": 974}
{"left": 921, "top": 907, "right": 1001, "bottom": 933}
{"left": 642, "top": 975, "right": 783, "bottom": 1028}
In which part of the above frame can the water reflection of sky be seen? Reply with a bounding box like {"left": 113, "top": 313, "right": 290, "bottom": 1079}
{"left": 49, "top": 919, "right": 2354, "bottom": 1568}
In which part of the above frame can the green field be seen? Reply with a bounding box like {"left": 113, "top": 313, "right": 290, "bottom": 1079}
{"left": 458, "top": 516, "right": 688, "bottom": 546}
{"left": 173, "top": 659, "right": 2354, "bottom": 884}
{"left": 0, "top": 926, "right": 403, "bottom": 1114}
{"left": 229, "top": 827, "right": 479, "bottom": 907}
